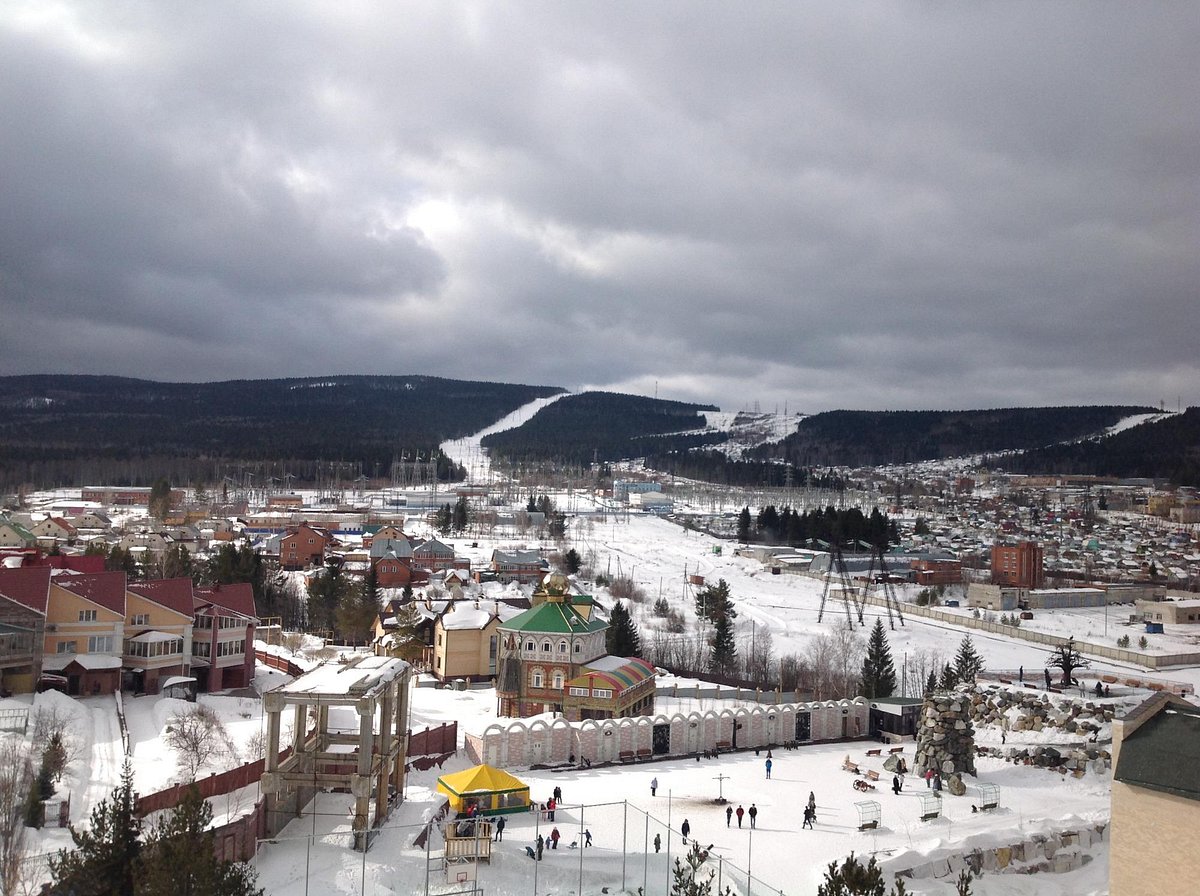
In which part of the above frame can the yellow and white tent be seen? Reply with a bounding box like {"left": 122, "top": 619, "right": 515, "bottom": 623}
{"left": 436, "top": 764, "right": 531, "bottom": 816}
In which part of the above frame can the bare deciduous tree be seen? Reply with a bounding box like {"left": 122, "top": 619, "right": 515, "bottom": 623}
{"left": 741, "top": 627, "right": 776, "bottom": 688}
{"left": 0, "top": 737, "right": 33, "bottom": 896}
{"left": 164, "top": 706, "right": 228, "bottom": 781}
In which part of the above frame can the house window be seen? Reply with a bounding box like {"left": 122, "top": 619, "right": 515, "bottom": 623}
{"left": 193, "top": 641, "right": 211, "bottom": 658}
{"left": 57, "top": 641, "right": 77, "bottom": 654}
{"left": 88, "top": 635, "right": 113, "bottom": 653}
{"left": 553, "top": 672, "right": 564, "bottom": 690}
{"left": 79, "top": 610, "right": 97, "bottom": 622}
{"left": 574, "top": 642, "right": 581, "bottom": 654}
{"left": 532, "top": 671, "right": 543, "bottom": 688}
{"left": 558, "top": 640, "right": 567, "bottom": 654}
{"left": 542, "top": 640, "right": 551, "bottom": 653}
{"left": 130, "top": 613, "right": 150, "bottom": 626}
{"left": 593, "top": 688, "right": 612, "bottom": 699}
{"left": 569, "top": 687, "right": 589, "bottom": 697}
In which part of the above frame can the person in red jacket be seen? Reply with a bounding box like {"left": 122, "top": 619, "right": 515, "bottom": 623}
{"left": 735, "top": 805, "right": 745, "bottom": 828}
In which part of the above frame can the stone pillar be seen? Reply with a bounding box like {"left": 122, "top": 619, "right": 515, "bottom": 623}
{"left": 915, "top": 686, "right": 977, "bottom": 793}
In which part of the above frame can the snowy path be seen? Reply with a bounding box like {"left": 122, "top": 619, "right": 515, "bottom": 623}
{"left": 73, "top": 697, "right": 125, "bottom": 823}
{"left": 441, "top": 392, "right": 573, "bottom": 482}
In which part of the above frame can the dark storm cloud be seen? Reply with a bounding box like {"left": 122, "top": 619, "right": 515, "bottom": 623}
{"left": 1, "top": 2, "right": 1196, "bottom": 412}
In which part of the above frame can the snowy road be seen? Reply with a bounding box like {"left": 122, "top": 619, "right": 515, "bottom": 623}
{"left": 73, "top": 696, "right": 125, "bottom": 823}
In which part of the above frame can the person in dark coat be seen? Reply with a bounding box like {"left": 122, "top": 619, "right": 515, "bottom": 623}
{"left": 550, "top": 827, "right": 560, "bottom": 849}
{"left": 654, "top": 833, "right": 661, "bottom": 853}
{"left": 892, "top": 774, "right": 902, "bottom": 795}
{"left": 494, "top": 816, "right": 506, "bottom": 841}
{"left": 748, "top": 804, "right": 758, "bottom": 828}
{"left": 681, "top": 818, "right": 690, "bottom": 844}
{"left": 584, "top": 829, "right": 592, "bottom": 847}
{"left": 802, "top": 805, "right": 815, "bottom": 829}
{"left": 1044, "top": 667, "right": 1052, "bottom": 689}
{"left": 735, "top": 805, "right": 744, "bottom": 828}
{"left": 725, "top": 805, "right": 733, "bottom": 827}
{"left": 536, "top": 834, "right": 544, "bottom": 860}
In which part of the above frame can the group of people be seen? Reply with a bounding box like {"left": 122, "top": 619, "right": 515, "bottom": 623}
{"left": 530, "top": 827, "right": 591, "bottom": 859}
{"left": 723, "top": 803, "right": 759, "bottom": 828}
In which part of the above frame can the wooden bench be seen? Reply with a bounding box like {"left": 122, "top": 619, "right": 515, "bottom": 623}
{"left": 715, "top": 741, "right": 731, "bottom": 751}
{"left": 843, "top": 760, "right": 860, "bottom": 775}
{"left": 888, "top": 747, "right": 905, "bottom": 754}
{"left": 636, "top": 748, "right": 653, "bottom": 761}
{"left": 998, "top": 678, "right": 1013, "bottom": 685}
{"left": 865, "top": 769, "right": 881, "bottom": 782}
{"left": 618, "top": 750, "right": 635, "bottom": 764}
{"left": 866, "top": 748, "right": 882, "bottom": 757}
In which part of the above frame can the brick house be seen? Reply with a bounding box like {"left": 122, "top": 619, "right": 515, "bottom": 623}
{"left": 192, "top": 583, "right": 257, "bottom": 691}
{"left": 991, "top": 541, "right": 1044, "bottom": 589}
{"left": 280, "top": 523, "right": 333, "bottom": 570}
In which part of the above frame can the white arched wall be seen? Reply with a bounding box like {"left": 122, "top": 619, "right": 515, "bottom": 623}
{"left": 475, "top": 697, "right": 871, "bottom": 769}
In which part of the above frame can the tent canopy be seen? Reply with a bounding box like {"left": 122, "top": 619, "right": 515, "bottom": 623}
{"left": 436, "top": 764, "right": 530, "bottom": 816}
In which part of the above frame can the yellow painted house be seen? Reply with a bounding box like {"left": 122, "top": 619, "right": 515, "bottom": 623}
{"left": 42, "top": 571, "right": 126, "bottom": 695}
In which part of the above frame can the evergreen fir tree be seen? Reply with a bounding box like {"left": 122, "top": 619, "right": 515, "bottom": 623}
{"left": 709, "top": 611, "right": 738, "bottom": 676}
{"left": 953, "top": 635, "right": 984, "bottom": 683}
{"left": 388, "top": 601, "right": 425, "bottom": 661}
{"left": 817, "top": 851, "right": 908, "bottom": 896}
{"left": 859, "top": 618, "right": 897, "bottom": 699}
{"left": 49, "top": 760, "right": 141, "bottom": 896}
{"left": 694, "top": 579, "right": 737, "bottom": 625}
{"left": 135, "top": 785, "right": 262, "bottom": 896}
{"left": 925, "top": 668, "right": 938, "bottom": 694}
{"left": 452, "top": 496, "right": 469, "bottom": 533}
{"left": 736, "top": 507, "right": 752, "bottom": 543}
{"left": 606, "top": 601, "right": 642, "bottom": 657}
{"left": 670, "top": 841, "right": 734, "bottom": 895}
{"left": 336, "top": 565, "right": 381, "bottom": 644}
{"left": 563, "top": 548, "right": 582, "bottom": 575}
{"left": 938, "top": 662, "right": 958, "bottom": 690}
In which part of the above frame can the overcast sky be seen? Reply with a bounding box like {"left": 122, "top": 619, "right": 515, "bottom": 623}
{"left": 2, "top": 3, "right": 1197, "bottom": 415}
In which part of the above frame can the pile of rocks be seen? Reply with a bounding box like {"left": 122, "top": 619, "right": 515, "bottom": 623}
{"left": 968, "top": 686, "right": 1116, "bottom": 739}
{"left": 979, "top": 743, "right": 1111, "bottom": 775}
{"left": 915, "top": 687, "right": 977, "bottom": 794}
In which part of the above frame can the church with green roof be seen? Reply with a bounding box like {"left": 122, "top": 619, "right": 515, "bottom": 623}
{"left": 496, "top": 574, "right": 656, "bottom": 721}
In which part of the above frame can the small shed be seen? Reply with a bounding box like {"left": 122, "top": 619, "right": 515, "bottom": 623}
{"left": 436, "top": 764, "right": 531, "bottom": 817}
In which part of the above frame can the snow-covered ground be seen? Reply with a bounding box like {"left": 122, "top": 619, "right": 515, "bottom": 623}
{"left": 3, "top": 399, "right": 1194, "bottom": 894}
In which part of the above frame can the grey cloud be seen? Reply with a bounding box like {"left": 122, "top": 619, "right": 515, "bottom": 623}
{"left": 1, "top": 2, "right": 1196, "bottom": 414}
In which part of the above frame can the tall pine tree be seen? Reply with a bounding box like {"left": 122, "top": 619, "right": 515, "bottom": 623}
{"left": 709, "top": 612, "right": 738, "bottom": 677}
{"left": 49, "top": 761, "right": 141, "bottom": 896}
{"left": 606, "top": 601, "right": 642, "bottom": 657}
{"left": 694, "top": 579, "right": 737, "bottom": 625}
{"left": 953, "top": 635, "right": 984, "bottom": 684}
{"left": 859, "top": 618, "right": 897, "bottom": 699}
{"left": 135, "top": 786, "right": 262, "bottom": 896}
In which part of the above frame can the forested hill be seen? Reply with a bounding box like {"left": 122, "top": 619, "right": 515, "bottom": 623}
{"left": 0, "top": 375, "right": 563, "bottom": 489}
{"left": 479, "top": 391, "right": 721, "bottom": 466}
{"left": 1005, "top": 407, "right": 1200, "bottom": 486}
{"left": 751, "top": 406, "right": 1157, "bottom": 469}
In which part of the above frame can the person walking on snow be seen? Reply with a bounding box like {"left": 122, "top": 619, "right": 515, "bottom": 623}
{"left": 748, "top": 804, "right": 758, "bottom": 829}
{"left": 802, "top": 805, "right": 815, "bottom": 829}
{"left": 892, "top": 774, "right": 902, "bottom": 795}
{"left": 536, "top": 834, "right": 544, "bottom": 861}
{"left": 681, "top": 818, "right": 691, "bottom": 845}
{"left": 765, "top": 757, "right": 773, "bottom": 779}
{"left": 736, "top": 805, "right": 745, "bottom": 828}
{"left": 654, "top": 833, "right": 661, "bottom": 853}
{"left": 725, "top": 805, "right": 733, "bottom": 827}
{"left": 494, "top": 816, "right": 505, "bottom": 841}
{"left": 650, "top": 776, "right": 658, "bottom": 797}
{"left": 550, "top": 827, "right": 560, "bottom": 849}
{"left": 584, "top": 829, "right": 592, "bottom": 847}
{"left": 547, "top": 797, "right": 556, "bottom": 822}
{"left": 553, "top": 785, "right": 562, "bottom": 804}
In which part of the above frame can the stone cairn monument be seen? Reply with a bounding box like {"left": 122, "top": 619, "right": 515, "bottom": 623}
{"left": 915, "top": 685, "right": 977, "bottom": 795}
